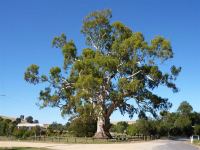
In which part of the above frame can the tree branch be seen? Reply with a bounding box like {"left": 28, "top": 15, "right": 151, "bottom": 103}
{"left": 126, "top": 70, "right": 142, "bottom": 79}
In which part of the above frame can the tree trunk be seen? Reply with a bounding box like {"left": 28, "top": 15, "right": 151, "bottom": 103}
{"left": 94, "top": 116, "right": 112, "bottom": 139}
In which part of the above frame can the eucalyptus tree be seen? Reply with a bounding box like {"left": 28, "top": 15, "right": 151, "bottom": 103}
{"left": 24, "top": 9, "right": 181, "bottom": 138}
{"left": 177, "top": 101, "right": 193, "bottom": 116}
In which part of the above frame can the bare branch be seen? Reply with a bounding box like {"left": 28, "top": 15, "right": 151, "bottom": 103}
{"left": 126, "top": 70, "right": 142, "bottom": 79}
{"left": 89, "top": 36, "right": 98, "bottom": 50}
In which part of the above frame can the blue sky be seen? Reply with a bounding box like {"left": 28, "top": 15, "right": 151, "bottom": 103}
{"left": 0, "top": 0, "right": 200, "bottom": 124}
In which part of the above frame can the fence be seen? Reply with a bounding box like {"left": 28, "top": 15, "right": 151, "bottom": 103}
{"left": 0, "top": 135, "right": 158, "bottom": 144}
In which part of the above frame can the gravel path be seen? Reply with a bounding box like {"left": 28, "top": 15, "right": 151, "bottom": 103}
{"left": 0, "top": 140, "right": 199, "bottom": 150}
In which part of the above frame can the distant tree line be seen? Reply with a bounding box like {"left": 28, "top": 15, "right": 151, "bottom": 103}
{"left": 46, "top": 101, "right": 200, "bottom": 138}
{"left": 0, "top": 115, "right": 40, "bottom": 138}
{"left": 110, "top": 101, "right": 200, "bottom": 137}
{"left": 1, "top": 101, "right": 200, "bottom": 139}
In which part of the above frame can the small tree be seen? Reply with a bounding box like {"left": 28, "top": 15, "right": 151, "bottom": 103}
{"left": 159, "top": 111, "right": 178, "bottom": 137}
{"left": 15, "top": 118, "right": 21, "bottom": 124}
{"left": 68, "top": 104, "right": 97, "bottom": 137}
{"left": 68, "top": 117, "right": 97, "bottom": 137}
{"left": 33, "top": 120, "right": 39, "bottom": 123}
{"left": 135, "top": 119, "right": 157, "bottom": 136}
{"left": 174, "top": 116, "right": 193, "bottom": 136}
{"left": 177, "top": 101, "right": 193, "bottom": 116}
{"left": 127, "top": 124, "right": 138, "bottom": 136}
{"left": 47, "top": 122, "right": 64, "bottom": 135}
{"left": 24, "top": 9, "right": 181, "bottom": 138}
{"left": 114, "top": 121, "right": 128, "bottom": 134}
{"left": 25, "top": 116, "right": 33, "bottom": 123}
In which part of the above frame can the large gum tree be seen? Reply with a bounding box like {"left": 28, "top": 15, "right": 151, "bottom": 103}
{"left": 24, "top": 9, "right": 181, "bottom": 138}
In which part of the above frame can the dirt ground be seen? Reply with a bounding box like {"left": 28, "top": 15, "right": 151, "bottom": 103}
{"left": 0, "top": 140, "right": 166, "bottom": 150}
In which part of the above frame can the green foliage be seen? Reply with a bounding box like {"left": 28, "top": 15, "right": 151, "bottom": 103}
{"left": 13, "top": 128, "right": 26, "bottom": 138}
{"left": 0, "top": 116, "right": 42, "bottom": 138}
{"left": 68, "top": 117, "right": 97, "bottom": 137}
{"left": 127, "top": 124, "right": 138, "bottom": 136}
{"left": 0, "top": 118, "right": 16, "bottom": 136}
{"left": 24, "top": 9, "right": 181, "bottom": 137}
{"left": 25, "top": 116, "right": 33, "bottom": 123}
{"left": 112, "top": 121, "right": 128, "bottom": 134}
{"left": 174, "top": 116, "right": 193, "bottom": 136}
{"left": 126, "top": 101, "right": 198, "bottom": 137}
{"left": 16, "top": 118, "right": 22, "bottom": 124}
{"left": 13, "top": 128, "right": 36, "bottom": 139}
{"left": 135, "top": 119, "right": 157, "bottom": 136}
{"left": 190, "top": 112, "right": 200, "bottom": 126}
{"left": 47, "top": 122, "right": 66, "bottom": 135}
{"left": 177, "top": 101, "right": 193, "bottom": 116}
{"left": 24, "top": 64, "right": 40, "bottom": 84}
{"left": 68, "top": 104, "right": 97, "bottom": 137}
{"left": 194, "top": 125, "right": 200, "bottom": 135}
{"left": 81, "top": 9, "right": 112, "bottom": 51}
{"left": 174, "top": 116, "right": 191, "bottom": 129}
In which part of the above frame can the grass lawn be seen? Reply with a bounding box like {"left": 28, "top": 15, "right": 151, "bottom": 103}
{"left": 0, "top": 148, "right": 48, "bottom": 150}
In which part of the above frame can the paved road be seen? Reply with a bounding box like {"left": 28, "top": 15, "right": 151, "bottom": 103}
{"left": 0, "top": 140, "right": 199, "bottom": 150}
{"left": 154, "top": 140, "right": 199, "bottom": 150}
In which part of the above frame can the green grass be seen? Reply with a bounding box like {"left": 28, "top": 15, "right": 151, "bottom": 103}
{"left": 193, "top": 140, "right": 200, "bottom": 147}
{"left": 0, "top": 148, "right": 48, "bottom": 150}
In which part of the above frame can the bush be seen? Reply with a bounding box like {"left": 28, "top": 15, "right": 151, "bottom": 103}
{"left": 127, "top": 124, "right": 138, "bottom": 136}
{"left": 13, "top": 128, "right": 27, "bottom": 138}
{"left": 68, "top": 117, "right": 97, "bottom": 137}
{"left": 194, "top": 125, "right": 200, "bottom": 135}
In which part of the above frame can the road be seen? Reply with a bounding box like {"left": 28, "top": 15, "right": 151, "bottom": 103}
{"left": 0, "top": 140, "right": 199, "bottom": 150}
{"left": 154, "top": 140, "right": 199, "bottom": 150}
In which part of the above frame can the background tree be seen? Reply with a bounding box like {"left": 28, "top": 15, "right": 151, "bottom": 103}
{"left": 68, "top": 117, "right": 97, "bottom": 137}
{"left": 33, "top": 120, "right": 39, "bottom": 123}
{"left": 24, "top": 9, "right": 181, "bottom": 138}
{"left": 135, "top": 119, "right": 157, "bottom": 136}
{"left": 177, "top": 101, "right": 193, "bottom": 116}
{"left": 158, "top": 111, "right": 178, "bottom": 136}
{"left": 174, "top": 116, "right": 193, "bottom": 136}
{"left": 68, "top": 104, "right": 97, "bottom": 137}
{"left": 15, "top": 118, "right": 21, "bottom": 124}
{"left": 0, "top": 118, "right": 17, "bottom": 136}
{"left": 194, "top": 125, "right": 200, "bottom": 135}
{"left": 20, "top": 115, "right": 24, "bottom": 120}
{"left": 112, "top": 121, "right": 128, "bottom": 134}
{"left": 47, "top": 122, "right": 65, "bottom": 135}
{"left": 127, "top": 124, "right": 139, "bottom": 136}
{"left": 190, "top": 112, "right": 200, "bottom": 126}
{"left": 25, "top": 116, "right": 33, "bottom": 123}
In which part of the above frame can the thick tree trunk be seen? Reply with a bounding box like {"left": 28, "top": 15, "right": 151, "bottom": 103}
{"left": 94, "top": 116, "right": 112, "bottom": 139}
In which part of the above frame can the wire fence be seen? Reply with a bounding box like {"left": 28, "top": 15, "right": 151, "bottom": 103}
{"left": 0, "top": 135, "right": 158, "bottom": 144}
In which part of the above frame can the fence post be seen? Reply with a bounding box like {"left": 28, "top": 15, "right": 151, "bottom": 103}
{"left": 191, "top": 136, "right": 193, "bottom": 144}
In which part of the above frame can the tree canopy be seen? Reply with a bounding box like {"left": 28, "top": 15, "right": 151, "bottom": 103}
{"left": 24, "top": 9, "right": 181, "bottom": 138}
{"left": 177, "top": 101, "right": 193, "bottom": 116}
